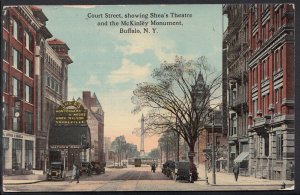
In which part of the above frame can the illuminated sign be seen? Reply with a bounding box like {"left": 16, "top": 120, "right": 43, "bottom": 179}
{"left": 55, "top": 101, "right": 87, "bottom": 126}
{"left": 49, "top": 145, "right": 84, "bottom": 149}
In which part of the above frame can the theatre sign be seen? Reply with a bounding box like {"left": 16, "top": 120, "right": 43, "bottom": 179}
{"left": 55, "top": 101, "right": 87, "bottom": 126}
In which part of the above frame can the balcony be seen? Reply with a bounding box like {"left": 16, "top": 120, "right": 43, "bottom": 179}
{"left": 229, "top": 97, "right": 248, "bottom": 114}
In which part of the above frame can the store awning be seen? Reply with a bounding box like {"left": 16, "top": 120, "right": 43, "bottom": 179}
{"left": 234, "top": 152, "right": 249, "bottom": 163}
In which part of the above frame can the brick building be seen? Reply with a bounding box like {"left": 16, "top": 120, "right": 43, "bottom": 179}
{"left": 223, "top": 4, "right": 250, "bottom": 174}
{"left": 246, "top": 4, "right": 294, "bottom": 180}
{"left": 2, "top": 6, "right": 41, "bottom": 175}
{"left": 223, "top": 4, "right": 295, "bottom": 180}
{"left": 78, "top": 91, "right": 105, "bottom": 162}
{"left": 197, "top": 110, "right": 227, "bottom": 172}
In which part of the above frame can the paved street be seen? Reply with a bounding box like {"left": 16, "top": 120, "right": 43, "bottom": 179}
{"left": 3, "top": 165, "right": 294, "bottom": 192}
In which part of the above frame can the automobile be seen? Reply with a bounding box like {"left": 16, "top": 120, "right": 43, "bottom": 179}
{"left": 80, "top": 161, "right": 92, "bottom": 176}
{"left": 163, "top": 160, "right": 175, "bottom": 178}
{"left": 47, "top": 162, "right": 66, "bottom": 181}
{"left": 172, "top": 161, "right": 198, "bottom": 183}
{"left": 90, "top": 161, "right": 105, "bottom": 174}
{"left": 162, "top": 160, "right": 173, "bottom": 175}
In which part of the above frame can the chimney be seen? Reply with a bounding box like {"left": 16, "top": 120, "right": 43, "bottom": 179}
{"left": 82, "top": 91, "right": 91, "bottom": 109}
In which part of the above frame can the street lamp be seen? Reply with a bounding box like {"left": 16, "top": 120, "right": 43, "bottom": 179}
{"left": 210, "top": 109, "right": 216, "bottom": 185}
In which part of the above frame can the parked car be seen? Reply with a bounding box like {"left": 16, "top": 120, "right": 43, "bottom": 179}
{"left": 162, "top": 160, "right": 173, "bottom": 175}
{"left": 90, "top": 161, "right": 105, "bottom": 174}
{"left": 80, "top": 161, "right": 92, "bottom": 176}
{"left": 172, "top": 161, "right": 198, "bottom": 183}
{"left": 162, "top": 160, "right": 175, "bottom": 178}
{"left": 47, "top": 162, "right": 66, "bottom": 181}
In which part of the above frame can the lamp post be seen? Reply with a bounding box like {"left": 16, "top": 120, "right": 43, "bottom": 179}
{"left": 211, "top": 110, "right": 216, "bottom": 185}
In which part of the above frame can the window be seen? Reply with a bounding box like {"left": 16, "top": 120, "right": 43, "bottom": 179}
{"left": 280, "top": 47, "right": 283, "bottom": 69}
{"left": 47, "top": 75, "right": 51, "bottom": 87}
{"left": 262, "top": 96, "right": 265, "bottom": 115}
{"left": 3, "top": 13, "right": 9, "bottom": 30}
{"left": 51, "top": 78, "right": 55, "bottom": 89}
{"left": 264, "top": 135, "right": 269, "bottom": 156}
{"left": 254, "top": 99, "right": 258, "bottom": 116}
{"left": 12, "top": 116, "right": 21, "bottom": 132}
{"left": 275, "top": 50, "right": 279, "bottom": 71}
{"left": 2, "top": 71, "right": 8, "bottom": 93}
{"left": 3, "top": 39, "right": 9, "bottom": 61}
{"left": 25, "top": 59, "right": 34, "bottom": 78}
{"left": 12, "top": 48, "right": 22, "bottom": 70}
{"left": 12, "top": 77, "right": 20, "bottom": 97}
{"left": 276, "top": 133, "right": 283, "bottom": 160}
{"left": 275, "top": 89, "right": 279, "bottom": 113}
{"left": 254, "top": 4, "right": 258, "bottom": 22}
{"left": 12, "top": 139, "right": 22, "bottom": 170}
{"left": 3, "top": 103, "right": 8, "bottom": 130}
{"left": 55, "top": 83, "right": 59, "bottom": 93}
{"left": 25, "top": 112, "right": 33, "bottom": 134}
{"left": 25, "top": 85, "right": 33, "bottom": 103}
{"left": 25, "top": 140, "right": 33, "bottom": 167}
{"left": 24, "top": 31, "right": 34, "bottom": 52}
{"left": 13, "top": 19, "right": 22, "bottom": 41}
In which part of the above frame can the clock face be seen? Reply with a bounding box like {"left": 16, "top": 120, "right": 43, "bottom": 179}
{"left": 14, "top": 112, "right": 20, "bottom": 117}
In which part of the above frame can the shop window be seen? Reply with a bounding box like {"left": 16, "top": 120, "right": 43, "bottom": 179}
{"left": 3, "top": 39, "right": 9, "bottom": 61}
{"left": 12, "top": 77, "right": 21, "bottom": 97}
{"left": 25, "top": 85, "right": 33, "bottom": 103}
{"left": 25, "top": 112, "right": 33, "bottom": 134}
{"left": 25, "top": 59, "right": 34, "bottom": 78}
{"left": 12, "top": 48, "right": 22, "bottom": 70}
{"left": 12, "top": 139, "right": 22, "bottom": 170}
{"left": 25, "top": 140, "right": 33, "bottom": 167}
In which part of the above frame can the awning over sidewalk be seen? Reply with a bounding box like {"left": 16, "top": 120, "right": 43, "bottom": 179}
{"left": 234, "top": 152, "right": 249, "bottom": 163}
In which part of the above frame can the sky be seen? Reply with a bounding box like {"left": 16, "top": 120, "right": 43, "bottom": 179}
{"left": 40, "top": 4, "right": 224, "bottom": 152}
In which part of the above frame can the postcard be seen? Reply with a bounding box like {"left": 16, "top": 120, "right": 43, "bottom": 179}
{"left": 2, "top": 3, "right": 295, "bottom": 192}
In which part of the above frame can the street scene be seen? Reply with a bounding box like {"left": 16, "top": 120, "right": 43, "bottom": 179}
{"left": 2, "top": 3, "right": 295, "bottom": 192}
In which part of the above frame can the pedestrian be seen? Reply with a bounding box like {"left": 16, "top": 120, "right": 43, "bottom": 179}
{"left": 289, "top": 161, "right": 294, "bottom": 181}
{"left": 233, "top": 162, "right": 239, "bottom": 182}
{"left": 70, "top": 163, "right": 77, "bottom": 183}
{"left": 75, "top": 164, "right": 80, "bottom": 183}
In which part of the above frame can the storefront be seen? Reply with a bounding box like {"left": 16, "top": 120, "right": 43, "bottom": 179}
{"left": 3, "top": 130, "right": 35, "bottom": 175}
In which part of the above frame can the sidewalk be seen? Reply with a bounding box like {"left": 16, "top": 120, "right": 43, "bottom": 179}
{"left": 195, "top": 164, "right": 294, "bottom": 188}
{"left": 3, "top": 170, "right": 73, "bottom": 185}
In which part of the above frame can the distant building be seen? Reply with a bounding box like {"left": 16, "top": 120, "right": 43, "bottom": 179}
{"left": 78, "top": 91, "right": 105, "bottom": 161}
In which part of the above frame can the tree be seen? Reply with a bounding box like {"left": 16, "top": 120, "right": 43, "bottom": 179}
{"left": 132, "top": 56, "right": 221, "bottom": 177}
{"left": 148, "top": 148, "right": 160, "bottom": 160}
{"left": 158, "top": 131, "right": 178, "bottom": 161}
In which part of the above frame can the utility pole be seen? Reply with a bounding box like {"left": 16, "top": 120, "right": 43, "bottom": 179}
{"left": 211, "top": 110, "right": 216, "bottom": 184}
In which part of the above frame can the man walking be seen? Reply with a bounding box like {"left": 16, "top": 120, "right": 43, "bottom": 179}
{"left": 70, "top": 163, "right": 80, "bottom": 183}
{"left": 233, "top": 162, "right": 239, "bottom": 182}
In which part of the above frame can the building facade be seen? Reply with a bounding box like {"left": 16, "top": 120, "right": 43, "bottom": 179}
{"left": 104, "top": 137, "right": 112, "bottom": 162}
{"left": 223, "top": 4, "right": 295, "bottom": 180}
{"left": 246, "top": 4, "right": 294, "bottom": 180}
{"left": 2, "top": 6, "right": 41, "bottom": 175}
{"left": 79, "top": 91, "right": 105, "bottom": 162}
{"left": 35, "top": 38, "right": 72, "bottom": 171}
{"left": 223, "top": 4, "right": 250, "bottom": 174}
{"left": 2, "top": 6, "right": 73, "bottom": 174}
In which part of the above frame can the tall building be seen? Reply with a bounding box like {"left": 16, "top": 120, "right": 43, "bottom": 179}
{"left": 2, "top": 6, "right": 41, "bottom": 175}
{"left": 223, "top": 4, "right": 295, "bottom": 180}
{"left": 35, "top": 38, "right": 72, "bottom": 170}
{"left": 246, "top": 4, "right": 294, "bottom": 180}
{"left": 78, "top": 91, "right": 105, "bottom": 161}
{"left": 223, "top": 4, "right": 250, "bottom": 174}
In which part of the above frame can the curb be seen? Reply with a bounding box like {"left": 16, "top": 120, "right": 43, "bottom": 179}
{"left": 4, "top": 180, "right": 47, "bottom": 185}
